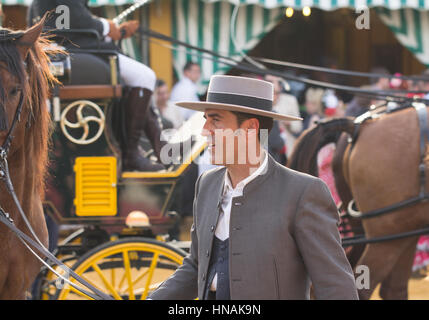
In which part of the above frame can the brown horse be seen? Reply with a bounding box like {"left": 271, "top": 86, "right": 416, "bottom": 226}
{"left": 0, "top": 19, "right": 55, "bottom": 299}
{"left": 288, "top": 107, "right": 429, "bottom": 300}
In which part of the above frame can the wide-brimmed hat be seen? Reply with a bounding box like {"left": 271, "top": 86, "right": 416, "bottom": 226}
{"left": 175, "top": 75, "right": 302, "bottom": 122}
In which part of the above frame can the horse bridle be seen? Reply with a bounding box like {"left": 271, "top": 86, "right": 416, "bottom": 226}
{"left": 0, "top": 39, "right": 112, "bottom": 300}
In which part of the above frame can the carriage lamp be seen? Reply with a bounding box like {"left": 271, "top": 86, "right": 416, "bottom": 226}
{"left": 126, "top": 210, "right": 151, "bottom": 228}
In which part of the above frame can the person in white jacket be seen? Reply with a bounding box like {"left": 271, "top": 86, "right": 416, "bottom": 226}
{"left": 170, "top": 62, "right": 201, "bottom": 120}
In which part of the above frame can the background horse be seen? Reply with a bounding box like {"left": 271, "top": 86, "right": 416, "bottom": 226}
{"left": 288, "top": 108, "right": 429, "bottom": 300}
{"left": 0, "top": 19, "right": 55, "bottom": 299}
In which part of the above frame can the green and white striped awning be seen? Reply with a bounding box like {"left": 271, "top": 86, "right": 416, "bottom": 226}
{"left": 2, "top": 0, "right": 429, "bottom": 10}
{"left": 172, "top": 0, "right": 429, "bottom": 93}
{"left": 0, "top": 0, "right": 138, "bottom": 6}
{"left": 377, "top": 8, "right": 429, "bottom": 66}
{"left": 2, "top": 0, "right": 429, "bottom": 82}
{"left": 172, "top": 0, "right": 285, "bottom": 92}
{"left": 207, "top": 0, "right": 429, "bottom": 10}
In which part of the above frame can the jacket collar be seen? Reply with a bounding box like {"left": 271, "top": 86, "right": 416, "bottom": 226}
{"left": 213, "top": 152, "right": 276, "bottom": 202}
{"left": 241, "top": 153, "right": 276, "bottom": 197}
{"left": 223, "top": 150, "right": 268, "bottom": 196}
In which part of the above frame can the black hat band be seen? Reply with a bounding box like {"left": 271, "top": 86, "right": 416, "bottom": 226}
{"left": 207, "top": 92, "right": 272, "bottom": 112}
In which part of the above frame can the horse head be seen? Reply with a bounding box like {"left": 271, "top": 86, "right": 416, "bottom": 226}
{"left": 0, "top": 19, "right": 44, "bottom": 136}
{"left": 0, "top": 16, "right": 56, "bottom": 189}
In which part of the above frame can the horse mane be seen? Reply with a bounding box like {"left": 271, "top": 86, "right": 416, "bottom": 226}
{"left": 0, "top": 29, "right": 58, "bottom": 194}
{"left": 287, "top": 118, "right": 355, "bottom": 175}
{"left": 26, "top": 36, "right": 59, "bottom": 194}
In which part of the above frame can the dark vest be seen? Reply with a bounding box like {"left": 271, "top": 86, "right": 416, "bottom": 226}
{"left": 205, "top": 237, "right": 230, "bottom": 300}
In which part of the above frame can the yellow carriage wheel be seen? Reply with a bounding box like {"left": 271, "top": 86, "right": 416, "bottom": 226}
{"left": 55, "top": 237, "right": 186, "bottom": 300}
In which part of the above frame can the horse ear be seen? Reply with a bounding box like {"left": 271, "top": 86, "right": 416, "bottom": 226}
{"left": 16, "top": 14, "right": 47, "bottom": 59}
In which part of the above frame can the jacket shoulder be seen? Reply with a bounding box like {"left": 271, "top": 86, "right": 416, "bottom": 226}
{"left": 273, "top": 161, "right": 321, "bottom": 185}
{"left": 198, "top": 166, "right": 226, "bottom": 185}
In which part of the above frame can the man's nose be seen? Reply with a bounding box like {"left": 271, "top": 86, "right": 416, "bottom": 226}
{"left": 201, "top": 127, "right": 210, "bottom": 138}
{"left": 201, "top": 121, "right": 212, "bottom": 137}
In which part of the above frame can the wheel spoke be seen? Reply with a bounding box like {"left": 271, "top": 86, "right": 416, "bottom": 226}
{"left": 117, "top": 270, "right": 127, "bottom": 292}
{"left": 141, "top": 252, "right": 159, "bottom": 300}
{"left": 131, "top": 269, "right": 150, "bottom": 288}
{"left": 122, "top": 251, "right": 135, "bottom": 300}
{"left": 122, "top": 268, "right": 150, "bottom": 293}
{"left": 110, "top": 260, "right": 116, "bottom": 289}
{"left": 91, "top": 263, "right": 122, "bottom": 300}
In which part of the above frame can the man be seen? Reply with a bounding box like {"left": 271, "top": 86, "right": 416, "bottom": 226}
{"left": 154, "top": 79, "right": 184, "bottom": 129}
{"left": 170, "top": 61, "right": 201, "bottom": 120}
{"left": 149, "top": 75, "right": 358, "bottom": 300}
{"left": 29, "top": 0, "right": 164, "bottom": 171}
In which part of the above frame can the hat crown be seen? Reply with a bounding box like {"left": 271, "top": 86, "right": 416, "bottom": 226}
{"left": 208, "top": 75, "right": 273, "bottom": 101}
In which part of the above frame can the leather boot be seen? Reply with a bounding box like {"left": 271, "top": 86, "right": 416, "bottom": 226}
{"left": 144, "top": 101, "right": 167, "bottom": 161}
{"left": 143, "top": 99, "right": 191, "bottom": 165}
{"left": 123, "top": 87, "right": 165, "bottom": 172}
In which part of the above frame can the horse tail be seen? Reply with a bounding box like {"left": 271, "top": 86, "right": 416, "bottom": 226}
{"left": 287, "top": 117, "right": 356, "bottom": 175}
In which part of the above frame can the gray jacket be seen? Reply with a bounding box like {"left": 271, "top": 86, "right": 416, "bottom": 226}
{"left": 150, "top": 154, "right": 358, "bottom": 300}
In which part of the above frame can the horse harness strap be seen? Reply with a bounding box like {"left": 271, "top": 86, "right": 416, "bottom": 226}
{"left": 341, "top": 224, "right": 429, "bottom": 247}
{"left": 413, "top": 103, "right": 429, "bottom": 198}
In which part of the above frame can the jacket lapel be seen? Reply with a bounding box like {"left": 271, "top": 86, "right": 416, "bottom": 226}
{"left": 207, "top": 168, "right": 227, "bottom": 236}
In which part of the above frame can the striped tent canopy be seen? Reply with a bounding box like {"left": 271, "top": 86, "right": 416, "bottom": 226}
{"left": 206, "top": 0, "right": 429, "bottom": 10}
{"left": 2, "top": 0, "right": 429, "bottom": 86}
{"left": 2, "top": 0, "right": 429, "bottom": 10}
{"left": 172, "top": 0, "right": 285, "bottom": 92}
{"left": 0, "top": 0, "right": 137, "bottom": 5}
{"left": 377, "top": 8, "right": 429, "bottom": 66}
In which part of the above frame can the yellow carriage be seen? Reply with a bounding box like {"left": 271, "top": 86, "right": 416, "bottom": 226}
{"left": 33, "top": 30, "right": 206, "bottom": 300}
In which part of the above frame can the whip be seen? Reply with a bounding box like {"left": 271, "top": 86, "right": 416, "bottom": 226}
{"left": 112, "top": 0, "right": 150, "bottom": 25}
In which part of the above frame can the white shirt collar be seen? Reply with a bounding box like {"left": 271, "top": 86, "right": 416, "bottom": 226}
{"left": 224, "top": 150, "right": 268, "bottom": 196}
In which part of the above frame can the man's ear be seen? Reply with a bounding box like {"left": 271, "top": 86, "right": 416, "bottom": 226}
{"left": 17, "top": 14, "right": 47, "bottom": 59}
{"left": 247, "top": 118, "right": 260, "bottom": 131}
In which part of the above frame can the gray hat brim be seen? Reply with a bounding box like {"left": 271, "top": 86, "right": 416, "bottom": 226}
{"left": 175, "top": 101, "right": 303, "bottom": 122}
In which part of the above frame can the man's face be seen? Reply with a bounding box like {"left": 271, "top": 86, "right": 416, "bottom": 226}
{"left": 155, "top": 84, "right": 170, "bottom": 107}
{"left": 184, "top": 65, "right": 201, "bottom": 83}
{"left": 202, "top": 109, "right": 260, "bottom": 166}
